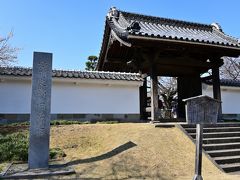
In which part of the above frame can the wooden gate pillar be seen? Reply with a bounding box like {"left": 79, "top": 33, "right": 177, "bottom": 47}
{"left": 212, "top": 66, "right": 222, "bottom": 121}
{"left": 150, "top": 66, "right": 159, "bottom": 122}
{"left": 177, "top": 74, "right": 202, "bottom": 119}
{"left": 140, "top": 77, "right": 147, "bottom": 120}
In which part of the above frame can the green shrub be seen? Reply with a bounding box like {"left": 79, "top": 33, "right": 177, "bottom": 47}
{"left": 0, "top": 132, "right": 65, "bottom": 162}
{"left": 0, "top": 122, "right": 29, "bottom": 127}
{"left": 1, "top": 120, "right": 119, "bottom": 127}
{"left": 49, "top": 148, "right": 66, "bottom": 159}
{"left": 50, "top": 120, "right": 90, "bottom": 125}
{"left": 96, "top": 121, "right": 119, "bottom": 124}
{"left": 0, "top": 132, "right": 29, "bottom": 162}
{"left": 9, "top": 122, "right": 30, "bottom": 126}
{"left": 0, "top": 120, "right": 90, "bottom": 127}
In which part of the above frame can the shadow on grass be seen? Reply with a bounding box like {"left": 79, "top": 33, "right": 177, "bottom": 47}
{"left": 49, "top": 141, "right": 168, "bottom": 179}
{"left": 51, "top": 141, "right": 137, "bottom": 168}
{"left": 68, "top": 141, "right": 137, "bottom": 166}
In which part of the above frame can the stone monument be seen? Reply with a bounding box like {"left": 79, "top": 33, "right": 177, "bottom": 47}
{"left": 183, "top": 95, "right": 221, "bottom": 180}
{"left": 1, "top": 52, "right": 75, "bottom": 179}
{"left": 28, "top": 52, "right": 52, "bottom": 169}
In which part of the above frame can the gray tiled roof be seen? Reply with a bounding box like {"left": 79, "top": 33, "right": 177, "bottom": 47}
{"left": 205, "top": 79, "right": 240, "bottom": 87}
{"left": 107, "top": 7, "right": 240, "bottom": 48}
{"left": 0, "top": 66, "right": 142, "bottom": 81}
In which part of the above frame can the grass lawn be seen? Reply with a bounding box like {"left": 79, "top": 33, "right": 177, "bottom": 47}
{"left": 50, "top": 123, "right": 240, "bottom": 180}
{"left": 1, "top": 123, "right": 240, "bottom": 179}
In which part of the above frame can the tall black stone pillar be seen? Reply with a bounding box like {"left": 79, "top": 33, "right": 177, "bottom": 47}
{"left": 28, "top": 52, "right": 52, "bottom": 169}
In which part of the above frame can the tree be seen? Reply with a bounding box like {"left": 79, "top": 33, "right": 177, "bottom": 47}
{"left": 220, "top": 57, "right": 240, "bottom": 80}
{"left": 147, "top": 77, "right": 177, "bottom": 108}
{"left": 0, "top": 31, "right": 19, "bottom": 66}
{"left": 146, "top": 76, "right": 177, "bottom": 118}
{"left": 85, "top": 55, "right": 98, "bottom": 71}
{"left": 158, "top": 77, "right": 177, "bottom": 110}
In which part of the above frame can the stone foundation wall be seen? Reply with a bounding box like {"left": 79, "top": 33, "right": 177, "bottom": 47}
{"left": 0, "top": 113, "right": 141, "bottom": 124}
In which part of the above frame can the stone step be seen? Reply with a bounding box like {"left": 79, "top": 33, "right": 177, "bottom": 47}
{"left": 203, "top": 137, "right": 240, "bottom": 144}
{"left": 185, "top": 127, "right": 240, "bottom": 133}
{"left": 150, "top": 118, "right": 186, "bottom": 123}
{"left": 150, "top": 120, "right": 160, "bottom": 123}
{"left": 189, "top": 132, "right": 240, "bottom": 139}
{"left": 203, "top": 142, "right": 240, "bottom": 151}
{"left": 220, "top": 163, "right": 240, "bottom": 173}
{"left": 180, "top": 123, "right": 240, "bottom": 174}
{"left": 207, "top": 149, "right": 240, "bottom": 157}
{"left": 155, "top": 122, "right": 187, "bottom": 128}
{"left": 214, "top": 155, "right": 240, "bottom": 164}
{"left": 182, "top": 123, "right": 240, "bottom": 129}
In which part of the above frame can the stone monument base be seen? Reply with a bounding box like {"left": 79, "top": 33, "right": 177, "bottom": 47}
{"left": 1, "top": 161, "right": 75, "bottom": 179}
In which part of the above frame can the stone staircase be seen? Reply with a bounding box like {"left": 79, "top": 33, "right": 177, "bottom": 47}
{"left": 180, "top": 123, "right": 240, "bottom": 173}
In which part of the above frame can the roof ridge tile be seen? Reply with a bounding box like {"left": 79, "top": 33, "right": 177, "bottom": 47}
{"left": 120, "top": 10, "right": 212, "bottom": 31}
{"left": 103, "top": 7, "right": 240, "bottom": 49}
{"left": 0, "top": 66, "right": 142, "bottom": 82}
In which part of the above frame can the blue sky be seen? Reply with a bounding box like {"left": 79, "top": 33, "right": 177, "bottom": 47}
{"left": 1, "top": 0, "right": 240, "bottom": 70}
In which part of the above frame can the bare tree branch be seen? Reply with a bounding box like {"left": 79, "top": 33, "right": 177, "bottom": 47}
{"left": 0, "top": 31, "right": 19, "bottom": 66}
{"left": 220, "top": 57, "right": 240, "bottom": 80}
{"left": 158, "top": 77, "right": 177, "bottom": 109}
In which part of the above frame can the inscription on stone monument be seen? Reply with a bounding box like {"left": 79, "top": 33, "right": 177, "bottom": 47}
{"left": 28, "top": 52, "right": 52, "bottom": 169}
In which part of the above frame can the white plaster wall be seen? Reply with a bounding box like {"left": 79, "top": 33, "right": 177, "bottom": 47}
{"left": 0, "top": 78, "right": 140, "bottom": 114}
{"left": 51, "top": 82, "right": 140, "bottom": 113}
{"left": 202, "top": 84, "right": 240, "bottom": 114}
{"left": 0, "top": 80, "right": 32, "bottom": 113}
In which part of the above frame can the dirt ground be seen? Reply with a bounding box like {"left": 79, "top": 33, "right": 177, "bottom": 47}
{"left": 48, "top": 123, "right": 240, "bottom": 180}
{"left": 0, "top": 125, "right": 28, "bottom": 135}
